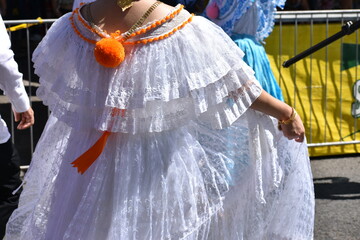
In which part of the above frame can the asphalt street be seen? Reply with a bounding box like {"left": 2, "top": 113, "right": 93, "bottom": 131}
{"left": 311, "top": 155, "right": 360, "bottom": 240}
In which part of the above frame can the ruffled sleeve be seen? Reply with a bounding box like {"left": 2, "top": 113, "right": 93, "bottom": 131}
{"left": 33, "top": 10, "right": 262, "bottom": 134}
{"left": 206, "top": 0, "right": 286, "bottom": 42}
{"left": 255, "top": 0, "right": 286, "bottom": 41}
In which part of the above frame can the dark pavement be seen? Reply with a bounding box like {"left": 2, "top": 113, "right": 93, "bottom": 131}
{"left": 311, "top": 155, "right": 360, "bottom": 240}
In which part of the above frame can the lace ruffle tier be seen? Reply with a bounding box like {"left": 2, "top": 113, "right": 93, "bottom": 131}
{"left": 33, "top": 7, "right": 262, "bottom": 133}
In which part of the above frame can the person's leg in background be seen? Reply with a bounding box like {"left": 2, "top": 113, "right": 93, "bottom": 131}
{"left": 0, "top": 138, "right": 22, "bottom": 239}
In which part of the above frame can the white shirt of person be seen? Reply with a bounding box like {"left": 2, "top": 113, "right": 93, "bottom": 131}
{"left": 0, "top": 14, "right": 30, "bottom": 143}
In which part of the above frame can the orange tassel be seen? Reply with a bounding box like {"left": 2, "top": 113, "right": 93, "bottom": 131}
{"left": 71, "top": 131, "right": 111, "bottom": 174}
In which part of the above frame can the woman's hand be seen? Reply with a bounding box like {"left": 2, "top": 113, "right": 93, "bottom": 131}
{"left": 278, "top": 114, "right": 305, "bottom": 142}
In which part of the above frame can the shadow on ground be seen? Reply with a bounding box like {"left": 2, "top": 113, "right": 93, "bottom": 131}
{"left": 314, "top": 177, "right": 360, "bottom": 200}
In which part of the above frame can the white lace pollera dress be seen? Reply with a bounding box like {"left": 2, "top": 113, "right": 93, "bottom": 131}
{"left": 5, "top": 5, "right": 315, "bottom": 240}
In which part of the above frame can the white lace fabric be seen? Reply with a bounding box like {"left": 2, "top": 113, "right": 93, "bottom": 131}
{"left": 6, "top": 114, "right": 314, "bottom": 239}
{"left": 33, "top": 8, "right": 262, "bottom": 133}
{"left": 5, "top": 7, "right": 314, "bottom": 240}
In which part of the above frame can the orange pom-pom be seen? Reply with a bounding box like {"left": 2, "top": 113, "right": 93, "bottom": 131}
{"left": 94, "top": 38, "right": 125, "bottom": 68}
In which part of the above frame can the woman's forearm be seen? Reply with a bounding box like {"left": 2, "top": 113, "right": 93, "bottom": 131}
{"left": 250, "top": 90, "right": 293, "bottom": 121}
{"left": 250, "top": 90, "right": 305, "bottom": 142}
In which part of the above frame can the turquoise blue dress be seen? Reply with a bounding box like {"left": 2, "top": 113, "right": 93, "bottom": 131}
{"left": 206, "top": 0, "right": 285, "bottom": 101}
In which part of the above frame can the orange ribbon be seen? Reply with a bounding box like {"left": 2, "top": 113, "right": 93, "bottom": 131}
{"left": 71, "top": 131, "right": 111, "bottom": 174}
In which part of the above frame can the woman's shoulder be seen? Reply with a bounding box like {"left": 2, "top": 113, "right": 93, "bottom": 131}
{"left": 47, "top": 12, "right": 73, "bottom": 35}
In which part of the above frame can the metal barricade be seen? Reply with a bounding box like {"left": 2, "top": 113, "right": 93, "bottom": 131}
{"left": 2, "top": 19, "right": 56, "bottom": 169}
{"left": 266, "top": 10, "right": 360, "bottom": 156}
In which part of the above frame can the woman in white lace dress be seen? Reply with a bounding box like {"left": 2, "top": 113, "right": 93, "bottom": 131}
{"left": 5, "top": 0, "right": 314, "bottom": 239}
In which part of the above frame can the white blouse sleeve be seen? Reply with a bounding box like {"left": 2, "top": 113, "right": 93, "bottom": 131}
{"left": 0, "top": 14, "right": 30, "bottom": 113}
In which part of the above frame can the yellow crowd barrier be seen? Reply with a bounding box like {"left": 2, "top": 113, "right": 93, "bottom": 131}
{"left": 266, "top": 21, "right": 360, "bottom": 157}
{"left": 6, "top": 17, "right": 43, "bottom": 32}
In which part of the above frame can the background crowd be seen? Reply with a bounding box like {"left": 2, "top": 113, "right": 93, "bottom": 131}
{"left": 283, "top": 0, "right": 360, "bottom": 10}
{"left": 0, "top": 0, "right": 73, "bottom": 20}
{"left": 0, "top": 0, "right": 360, "bottom": 20}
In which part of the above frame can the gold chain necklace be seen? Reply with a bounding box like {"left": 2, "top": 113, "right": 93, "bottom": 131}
{"left": 124, "top": 1, "right": 162, "bottom": 39}
{"left": 86, "top": 1, "right": 162, "bottom": 39}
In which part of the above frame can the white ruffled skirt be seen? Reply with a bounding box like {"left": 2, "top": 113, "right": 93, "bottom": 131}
{"left": 6, "top": 110, "right": 314, "bottom": 240}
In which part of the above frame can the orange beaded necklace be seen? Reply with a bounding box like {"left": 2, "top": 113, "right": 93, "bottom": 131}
{"left": 70, "top": 4, "right": 193, "bottom": 68}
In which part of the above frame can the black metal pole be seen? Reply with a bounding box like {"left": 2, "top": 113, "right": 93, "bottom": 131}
{"left": 282, "top": 19, "right": 360, "bottom": 68}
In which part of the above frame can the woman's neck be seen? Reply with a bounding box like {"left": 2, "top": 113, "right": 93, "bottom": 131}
{"left": 85, "top": 0, "right": 174, "bottom": 33}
